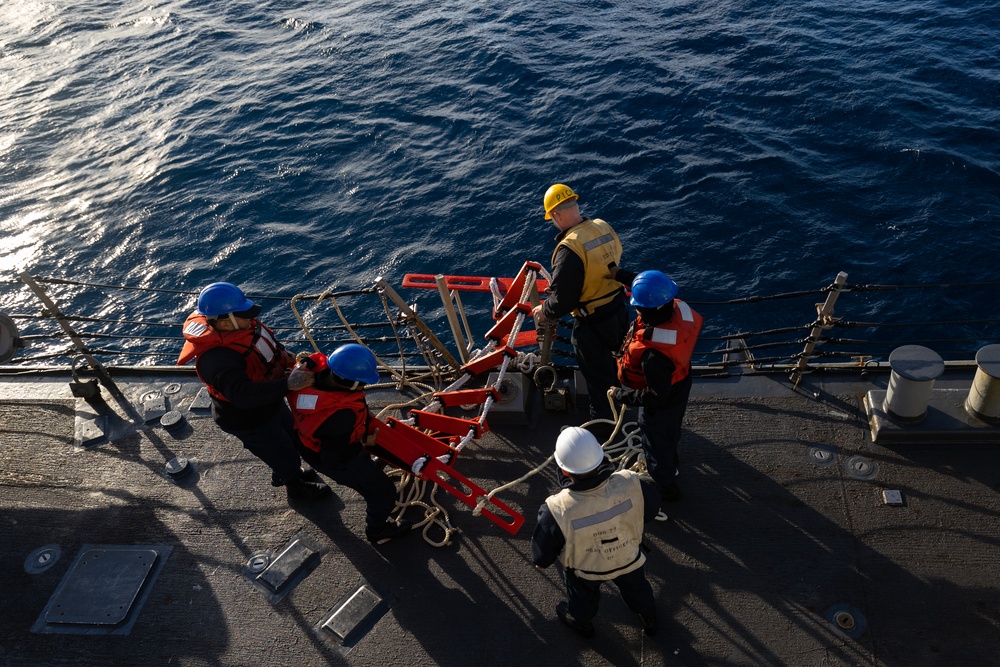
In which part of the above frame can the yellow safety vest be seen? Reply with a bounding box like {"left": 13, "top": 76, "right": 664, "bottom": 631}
{"left": 552, "top": 218, "right": 624, "bottom": 317}
{"left": 545, "top": 470, "right": 646, "bottom": 581}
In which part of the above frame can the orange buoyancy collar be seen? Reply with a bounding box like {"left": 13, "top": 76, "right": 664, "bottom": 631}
{"left": 177, "top": 312, "right": 290, "bottom": 400}
{"left": 287, "top": 387, "right": 368, "bottom": 453}
{"left": 617, "top": 299, "right": 703, "bottom": 389}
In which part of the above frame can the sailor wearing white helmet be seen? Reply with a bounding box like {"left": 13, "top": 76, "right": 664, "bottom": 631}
{"left": 530, "top": 427, "right": 662, "bottom": 638}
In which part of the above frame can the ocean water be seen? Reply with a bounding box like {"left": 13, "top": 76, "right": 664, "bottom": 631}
{"left": 1, "top": 0, "right": 998, "bottom": 364}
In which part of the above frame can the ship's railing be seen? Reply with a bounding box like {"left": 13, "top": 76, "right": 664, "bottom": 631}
{"left": 687, "top": 272, "right": 1000, "bottom": 378}
{"left": 2, "top": 270, "right": 999, "bottom": 378}
{"left": 0, "top": 273, "right": 462, "bottom": 387}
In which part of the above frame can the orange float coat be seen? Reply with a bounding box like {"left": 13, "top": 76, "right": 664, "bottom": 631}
{"left": 617, "top": 299, "right": 702, "bottom": 389}
{"left": 177, "top": 312, "right": 290, "bottom": 402}
{"left": 287, "top": 387, "right": 368, "bottom": 454}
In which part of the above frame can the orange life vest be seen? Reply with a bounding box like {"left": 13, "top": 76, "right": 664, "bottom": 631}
{"left": 176, "top": 312, "right": 290, "bottom": 402}
{"left": 287, "top": 387, "right": 368, "bottom": 453}
{"left": 617, "top": 299, "right": 702, "bottom": 388}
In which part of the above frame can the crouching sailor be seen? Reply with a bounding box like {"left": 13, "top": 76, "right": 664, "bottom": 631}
{"left": 613, "top": 271, "right": 702, "bottom": 503}
{"left": 177, "top": 282, "right": 331, "bottom": 501}
{"left": 531, "top": 427, "right": 661, "bottom": 638}
{"left": 288, "top": 344, "right": 411, "bottom": 544}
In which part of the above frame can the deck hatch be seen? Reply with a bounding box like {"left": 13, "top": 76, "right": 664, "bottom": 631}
{"left": 31, "top": 544, "right": 171, "bottom": 635}
{"left": 45, "top": 547, "right": 157, "bottom": 625}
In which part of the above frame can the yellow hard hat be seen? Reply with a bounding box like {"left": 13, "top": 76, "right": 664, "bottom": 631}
{"left": 543, "top": 183, "right": 578, "bottom": 220}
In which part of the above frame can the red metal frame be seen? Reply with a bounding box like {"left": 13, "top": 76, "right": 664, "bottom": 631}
{"left": 372, "top": 416, "right": 525, "bottom": 534}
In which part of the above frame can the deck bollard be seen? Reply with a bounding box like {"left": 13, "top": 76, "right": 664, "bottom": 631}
{"left": 883, "top": 345, "right": 944, "bottom": 422}
{"left": 965, "top": 344, "right": 1000, "bottom": 424}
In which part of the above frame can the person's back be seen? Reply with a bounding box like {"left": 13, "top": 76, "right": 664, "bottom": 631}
{"left": 287, "top": 346, "right": 411, "bottom": 544}
{"left": 531, "top": 427, "right": 660, "bottom": 638}
{"left": 532, "top": 184, "right": 629, "bottom": 421}
{"left": 177, "top": 281, "right": 330, "bottom": 500}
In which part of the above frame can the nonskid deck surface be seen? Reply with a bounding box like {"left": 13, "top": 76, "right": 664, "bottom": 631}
{"left": 1, "top": 370, "right": 999, "bottom": 666}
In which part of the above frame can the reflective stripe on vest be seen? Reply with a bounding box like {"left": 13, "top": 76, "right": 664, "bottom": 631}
{"left": 545, "top": 470, "right": 647, "bottom": 581}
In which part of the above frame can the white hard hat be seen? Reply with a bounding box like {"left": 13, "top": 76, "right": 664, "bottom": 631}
{"left": 554, "top": 427, "right": 604, "bottom": 475}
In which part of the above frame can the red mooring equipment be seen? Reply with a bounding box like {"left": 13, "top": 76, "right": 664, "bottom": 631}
{"left": 371, "top": 262, "right": 558, "bottom": 535}
{"left": 372, "top": 414, "right": 524, "bottom": 534}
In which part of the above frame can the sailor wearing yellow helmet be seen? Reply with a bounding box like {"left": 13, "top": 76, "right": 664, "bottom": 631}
{"left": 531, "top": 184, "right": 629, "bottom": 422}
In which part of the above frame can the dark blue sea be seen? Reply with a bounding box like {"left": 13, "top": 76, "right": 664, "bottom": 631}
{"left": 2, "top": 0, "right": 998, "bottom": 365}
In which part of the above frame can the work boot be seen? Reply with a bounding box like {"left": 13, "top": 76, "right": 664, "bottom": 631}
{"left": 555, "top": 601, "right": 595, "bottom": 638}
{"left": 639, "top": 611, "right": 658, "bottom": 637}
{"left": 285, "top": 478, "right": 332, "bottom": 500}
{"left": 365, "top": 519, "right": 412, "bottom": 544}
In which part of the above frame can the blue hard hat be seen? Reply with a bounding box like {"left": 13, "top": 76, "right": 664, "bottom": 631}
{"left": 327, "top": 344, "right": 379, "bottom": 385}
{"left": 629, "top": 271, "right": 679, "bottom": 309}
{"left": 197, "top": 282, "right": 256, "bottom": 317}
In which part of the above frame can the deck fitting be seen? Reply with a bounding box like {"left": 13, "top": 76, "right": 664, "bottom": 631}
{"left": 882, "top": 489, "right": 904, "bottom": 505}
{"left": 845, "top": 455, "right": 878, "bottom": 480}
{"left": 242, "top": 532, "right": 322, "bottom": 603}
{"left": 806, "top": 443, "right": 838, "bottom": 467}
{"left": 31, "top": 544, "right": 171, "bottom": 635}
{"left": 315, "top": 578, "right": 393, "bottom": 653}
{"left": 866, "top": 389, "right": 1000, "bottom": 445}
{"left": 824, "top": 603, "right": 867, "bottom": 639}
{"left": 24, "top": 545, "right": 61, "bottom": 574}
{"left": 160, "top": 410, "right": 184, "bottom": 432}
{"left": 164, "top": 456, "right": 191, "bottom": 480}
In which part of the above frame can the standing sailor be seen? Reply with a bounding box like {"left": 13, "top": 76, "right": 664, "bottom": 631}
{"left": 613, "top": 271, "right": 702, "bottom": 501}
{"left": 531, "top": 427, "right": 661, "bottom": 637}
{"left": 178, "top": 282, "right": 331, "bottom": 500}
{"left": 531, "top": 184, "right": 628, "bottom": 422}
{"left": 287, "top": 344, "right": 411, "bottom": 544}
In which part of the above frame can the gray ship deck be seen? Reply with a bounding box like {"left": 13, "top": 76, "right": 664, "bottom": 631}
{"left": 2, "top": 368, "right": 999, "bottom": 667}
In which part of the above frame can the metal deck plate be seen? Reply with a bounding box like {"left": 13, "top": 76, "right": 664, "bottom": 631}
{"left": 45, "top": 547, "right": 158, "bottom": 625}
{"left": 322, "top": 585, "right": 383, "bottom": 640}
{"left": 189, "top": 386, "right": 212, "bottom": 410}
{"left": 242, "top": 531, "right": 323, "bottom": 604}
{"left": 32, "top": 544, "right": 172, "bottom": 635}
{"left": 315, "top": 578, "right": 393, "bottom": 653}
{"left": 257, "top": 538, "right": 319, "bottom": 594}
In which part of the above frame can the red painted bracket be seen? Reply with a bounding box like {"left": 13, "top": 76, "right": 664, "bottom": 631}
{"left": 461, "top": 345, "right": 517, "bottom": 376}
{"left": 495, "top": 262, "right": 542, "bottom": 318}
{"left": 485, "top": 302, "right": 531, "bottom": 342}
{"left": 402, "top": 274, "right": 494, "bottom": 292}
{"left": 505, "top": 329, "right": 538, "bottom": 348}
{"left": 410, "top": 410, "right": 487, "bottom": 438}
{"left": 379, "top": 416, "right": 456, "bottom": 459}
{"left": 419, "top": 457, "right": 525, "bottom": 535}
{"left": 373, "top": 416, "right": 525, "bottom": 535}
{"left": 432, "top": 387, "right": 501, "bottom": 408}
